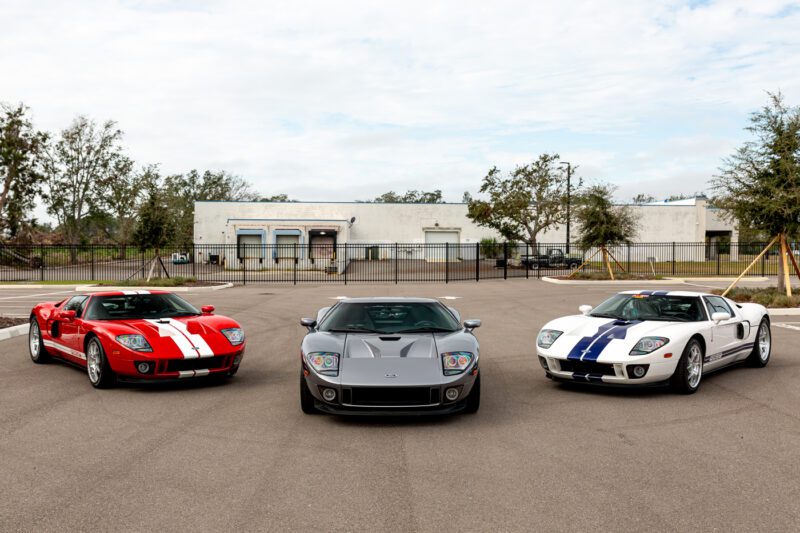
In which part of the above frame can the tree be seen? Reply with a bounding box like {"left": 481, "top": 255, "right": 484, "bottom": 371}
{"left": 371, "top": 189, "right": 444, "bottom": 203}
{"left": 631, "top": 193, "right": 656, "bottom": 204}
{"left": 134, "top": 179, "right": 174, "bottom": 255}
{"left": 98, "top": 162, "right": 153, "bottom": 258}
{"left": 0, "top": 103, "right": 48, "bottom": 239}
{"left": 712, "top": 92, "right": 800, "bottom": 294}
{"left": 163, "top": 170, "right": 260, "bottom": 246}
{"left": 42, "top": 116, "right": 127, "bottom": 260}
{"left": 467, "top": 153, "right": 577, "bottom": 245}
{"left": 261, "top": 193, "right": 296, "bottom": 202}
{"left": 572, "top": 184, "right": 638, "bottom": 279}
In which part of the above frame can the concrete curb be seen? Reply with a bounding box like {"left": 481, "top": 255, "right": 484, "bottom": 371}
{"left": 0, "top": 284, "right": 82, "bottom": 290}
{"left": 664, "top": 277, "right": 770, "bottom": 282}
{"left": 767, "top": 308, "right": 800, "bottom": 315}
{"left": 74, "top": 283, "right": 234, "bottom": 293}
{"left": 541, "top": 277, "right": 686, "bottom": 285}
{"left": 0, "top": 323, "right": 29, "bottom": 341}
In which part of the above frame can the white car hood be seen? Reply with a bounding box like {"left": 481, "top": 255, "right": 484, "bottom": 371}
{"left": 544, "top": 315, "right": 687, "bottom": 361}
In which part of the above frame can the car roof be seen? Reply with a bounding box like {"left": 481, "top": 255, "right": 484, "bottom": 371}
{"left": 618, "top": 290, "right": 712, "bottom": 297}
{"left": 78, "top": 290, "right": 172, "bottom": 297}
{"left": 337, "top": 297, "right": 441, "bottom": 304}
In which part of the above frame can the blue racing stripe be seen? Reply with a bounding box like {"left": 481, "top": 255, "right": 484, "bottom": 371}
{"left": 566, "top": 320, "right": 642, "bottom": 361}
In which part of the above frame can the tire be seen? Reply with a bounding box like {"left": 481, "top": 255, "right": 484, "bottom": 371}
{"left": 86, "top": 337, "right": 116, "bottom": 389}
{"left": 463, "top": 374, "right": 481, "bottom": 414}
{"left": 670, "top": 338, "right": 703, "bottom": 394}
{"left": 29, "top": 317, "right": 51, "bottom": 364}
{"left": 746, "top": 318, "right": 771, "bottom": 368}
{"left": 300, "top": 374, "right": 319, "bottom": 414}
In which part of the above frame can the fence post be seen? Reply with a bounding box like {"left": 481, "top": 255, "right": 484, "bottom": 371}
{"left": 344, "top": 244, "right": 348, "bottom": 285}
{"left": 395, "top": 243, "right": 399, "bottom": 284}
{"left": 293, "top": 243, "right": 297, "bottom": 285}
{"left": 445, "top": 243, "right": 449, "bottom": 283}
{"left": 627, "top": 244, "right": 631, "bottom": 273}
{"left": 525, "top": 243, "right": 529, "bottom": 279}
{"left": 242, "top": 248, "right": 246, "bottom": 285}
{"left": 191, "top": 244, "right": 196, "bottom": 278}
{"left": 503, "top": 242, "right": 508, "bottom": 280}
{"left": 761, "top": 243, "right": 766, "bottom": 276}
{"left": 716, "top": 242, "right": 721, "bottom": 275}
{"left": 40, "top": 244, "right": 45, "bottom": 281}
{"left": 475, "top": 242, "right": 480, "bottom": 282}
{"left": 672, "top": 242, "right": 676, "bottom": 276}
{"left": 90, "top": 246, "right": 95, "bottom": 281}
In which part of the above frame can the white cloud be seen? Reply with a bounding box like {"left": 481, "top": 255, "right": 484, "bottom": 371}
{"left": 4, "top": 0, "right": 800, "bottom": 212}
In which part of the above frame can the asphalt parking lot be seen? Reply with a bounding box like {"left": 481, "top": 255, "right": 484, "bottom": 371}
{"left": 1, "top": 280, "right": 799, "bottom": 532}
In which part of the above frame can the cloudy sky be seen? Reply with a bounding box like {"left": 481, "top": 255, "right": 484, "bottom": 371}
{"left": 3, "top": 0, "right": 800, "bottom": 211}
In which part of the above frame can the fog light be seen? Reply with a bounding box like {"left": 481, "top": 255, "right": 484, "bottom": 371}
{"left": 233, "top": 354, "right": 242, "bottom": 364}
{"left": 445, "top": 388, "right": 460, "bottom": 401}
{"left": 136, "top": 362, "right": 151, "bottom": 374}
{"left": 626, "top": 364, "right": 649, "bottom": 379}
{"left": 322, "top": 388, "right": 337, "bottom": 402}
{"left": 538, "top": 356, "right": 549, "bottom": 370}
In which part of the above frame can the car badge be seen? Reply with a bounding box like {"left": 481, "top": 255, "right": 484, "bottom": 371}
{"left": 384, "top": 373, "right": 397, "bottom": 378}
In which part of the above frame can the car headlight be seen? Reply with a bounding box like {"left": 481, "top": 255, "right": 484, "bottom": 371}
{"left": 221, "top": 328, "right": 245, "bottom": 346}
{"left": 441, "top": 351, "right": 474, "bottom": 375}
{"left": 537, "top": 329, "right": 563, "bottom": 349}
{"left": 630, "top": 337, "right": 669, "bottom": 355}
{"left": 116, "top": 334, "right": 153, "bottom": 352}
{"left": 305, "top": 351, "right": 339, "bottom": 376}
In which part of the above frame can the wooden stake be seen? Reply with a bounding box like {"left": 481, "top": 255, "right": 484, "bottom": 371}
{"left": 780, "top": 234, "right": 792, "bottom": 297}
{"left": 603, "top": 247, "right": 615, "bottom": 280}
{"left": 567, "top": 247, "right": 602, "bottom": 278}
{"left": 786, "top": 234, "right": 800, "bottom": 283}
{"left": 606, "top": 248, "right": 627, "bottom": 273}
{"left": 721, "top": 234, "right": 780, "bottom": 297}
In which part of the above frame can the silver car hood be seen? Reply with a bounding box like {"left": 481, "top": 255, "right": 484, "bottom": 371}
{"left": 302, "top": 331, "right": 479, "bottom": 386}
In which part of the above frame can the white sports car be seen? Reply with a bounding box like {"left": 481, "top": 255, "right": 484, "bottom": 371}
{"left": 536, "top": 290, "right": 771, "bottom": 393}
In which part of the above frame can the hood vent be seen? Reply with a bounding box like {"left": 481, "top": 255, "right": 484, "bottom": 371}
{"left": 379, "top": 336, "right": 401, "bottom": 341}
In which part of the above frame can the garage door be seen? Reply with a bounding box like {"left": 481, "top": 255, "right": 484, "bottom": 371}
{"left": 424, "top": 231, "right": 459, "bottom": 261}
{"left": 237, "top": 234, "right": 262, "bottom": 259}
{"left": 276, "top": 234, "right": 299, "bottom": 258}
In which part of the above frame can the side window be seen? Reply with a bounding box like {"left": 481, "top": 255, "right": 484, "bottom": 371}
{"left": 63, "top": 296, "right": 89, "bottom": 318}
{"left": 705, "top": 296, "right": 733, "bottom": 318}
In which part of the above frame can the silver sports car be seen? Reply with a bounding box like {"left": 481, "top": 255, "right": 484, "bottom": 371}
{"left": 299, "top": 297, "right": 481, "bottom": 415}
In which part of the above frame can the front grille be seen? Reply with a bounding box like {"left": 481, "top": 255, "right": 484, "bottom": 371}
{"left": 557, "top": 359, "right": 616, "bottom": 376}
{"left": 347, "top": 387, "right": 438, "bottom": 406}
{"left": 165, "top": 356, "right": 230, "bottom": 373}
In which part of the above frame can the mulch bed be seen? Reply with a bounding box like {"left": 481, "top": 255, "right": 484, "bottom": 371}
{"left": 0, "top": 317, "right": 27, "bottom": 328}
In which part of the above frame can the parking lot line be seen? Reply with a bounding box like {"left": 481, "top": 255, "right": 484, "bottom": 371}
{"left": 774, "top": 323, "right": 800, "bottom": 332}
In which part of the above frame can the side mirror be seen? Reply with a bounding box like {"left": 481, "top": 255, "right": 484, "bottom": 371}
{"left": 60, "top": 310, "right": 76, "bottom": 321}
{"left": 579, "top": 305, "right": 593, "bottom": 316}
{"left": 464, "top": 319, "right": 481, "bottom": 330}
{"left": 711, "top": 312, "right": 731, "bottom": 324}
{"left": 300, "top": 318, "right": 317, "bottom": 329}
{"left": 201, "top": 305, "right": 215, "bottom": 314}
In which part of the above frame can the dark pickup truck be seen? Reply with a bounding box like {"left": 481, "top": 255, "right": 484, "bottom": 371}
{"left": 521, "top": 248, "right": 582, "bottom": 270}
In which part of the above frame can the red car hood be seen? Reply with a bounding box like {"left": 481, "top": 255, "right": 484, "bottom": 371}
{"left": 94, "top": 315, "right": 241, "bottom": 359}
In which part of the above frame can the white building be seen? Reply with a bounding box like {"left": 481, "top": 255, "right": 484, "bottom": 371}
{"left": 193, "top": 198, "right": 737, "bottom": 269}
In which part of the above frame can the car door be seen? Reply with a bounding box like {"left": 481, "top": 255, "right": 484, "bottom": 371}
{"left": 58, "top": 295, "right": 89, "bottom": 362}
{"left": 703, "top": 296, "right": 745, "bottom": 368}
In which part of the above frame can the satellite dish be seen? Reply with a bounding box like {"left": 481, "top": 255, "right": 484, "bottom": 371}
{"left": 350, "top": 217, "right": 356, "bottom": 224}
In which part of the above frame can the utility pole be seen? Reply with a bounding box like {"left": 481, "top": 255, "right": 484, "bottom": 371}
{"left": 560, "top": 161, "right": 572, "bottom": 254}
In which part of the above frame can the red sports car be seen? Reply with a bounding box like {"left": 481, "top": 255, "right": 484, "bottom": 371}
{"left": 28, "top": 290, "right": 245, "bottom": 388}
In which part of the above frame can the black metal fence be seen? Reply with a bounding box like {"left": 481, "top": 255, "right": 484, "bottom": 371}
{"left": 0, "top": 241, "right": 790, "bottom": 284}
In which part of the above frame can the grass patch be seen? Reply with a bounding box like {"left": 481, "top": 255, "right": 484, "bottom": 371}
{"left": 711, "top": 287, "right": 800, "bottom": 308}
{"left": 559, "top": 272, "right": 664, "bottom": 281}
{"left": 95, "top": 277, "right": 211, "bottom": 287}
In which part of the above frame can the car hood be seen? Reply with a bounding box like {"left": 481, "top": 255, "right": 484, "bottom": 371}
{"left": 303, "top": 330, "right": 478, "bottom": 386}
{"left": 92, "top": 315, "right": 242, "bottom": 358}
{"left": 543, "top": 315, "right": 688, "bottom": 360}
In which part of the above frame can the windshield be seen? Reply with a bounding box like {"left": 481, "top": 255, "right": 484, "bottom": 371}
{"left": 84, "top": 293, "right": 201, "bottom": 320}
{"left": 319, "top": 302, "right": 460, "bottom": 334}
{"left": 589, "top": 294, "right": 706, "bottom": 322}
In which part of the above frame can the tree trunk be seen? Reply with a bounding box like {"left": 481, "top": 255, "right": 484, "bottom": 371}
{"left": 117, "top": 243, "right": 127, "bottom": 261}
{"left": 777, "top": 235, "right": 786, "bottom": 293}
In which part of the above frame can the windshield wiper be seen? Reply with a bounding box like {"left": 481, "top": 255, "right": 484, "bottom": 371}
{"left": 642, "top": 317, "right": 690, "bottom": 322}
{"left": 397, "top": 327, "right": 458, "bottom": 333}
{"left": 328, "top": 327, "right": 387, "bottom": 334}
{"left": 589, "top": 313, "right": 622, "bottom": 319}
{"left": 162, "top": 312, "right": 200, "bottom": 318}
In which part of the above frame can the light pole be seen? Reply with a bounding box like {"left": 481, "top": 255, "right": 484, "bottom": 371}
{"left": 560, "top": 161, "right": 572, "bottom": 254}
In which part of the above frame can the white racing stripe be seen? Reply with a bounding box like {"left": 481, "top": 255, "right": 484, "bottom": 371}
{"left": 166, "top": 319, "right": 215, "bottom": 358}
{"left": 178, "top": 369, "right": 211, "bottom": 378}
{"left": 144, "top": 318, "right": 215, "bottom": 359}
{"left": 43, "top": 339, "right": 86, "bottom": 360}
{"left": 145, "top": 319, "right": 200, "bottom": 359}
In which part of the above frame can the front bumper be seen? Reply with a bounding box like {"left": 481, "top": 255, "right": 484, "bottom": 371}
{"left": 110, "top": 347, "right": 245, "bottom": 379}
{"left": 303, "top": 365, "right": 478, "bottom": 415}
{"left": 537, "top": 350, "right": 678, "bottom": 386}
